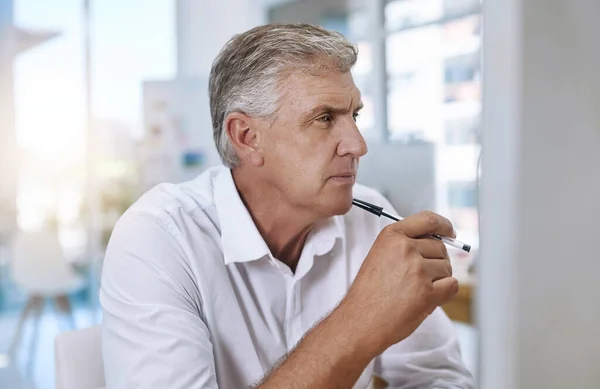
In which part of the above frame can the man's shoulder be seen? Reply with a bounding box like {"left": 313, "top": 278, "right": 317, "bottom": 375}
{"left": 103, "top": 167, "right": 228, "bottom": 284}
{"left": 125, "top": 166, "right": 225, "bottom": 224}
{"left": 106, "top": 166, "right": 227, "bottom": 258}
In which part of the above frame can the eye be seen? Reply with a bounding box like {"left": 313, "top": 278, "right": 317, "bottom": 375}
{"left": 352, "top": 112, "right": 360, "bottom": 122}
{"left": 317, "top": 114, "right": 332, "bottom": 123}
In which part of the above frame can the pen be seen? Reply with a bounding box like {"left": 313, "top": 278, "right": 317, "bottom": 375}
{"left": 352, "top": 198, "right": 471, "bottom": 253}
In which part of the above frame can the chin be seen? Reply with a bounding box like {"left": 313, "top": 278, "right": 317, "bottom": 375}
{"left": 322, "top": 188, "right": 354, "bottom": 216}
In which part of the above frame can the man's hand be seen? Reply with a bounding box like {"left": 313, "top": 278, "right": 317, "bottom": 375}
{"left": 341, "top": 211, "right": 459, "bottom": 356}
{"left": 258, "top": 211, "right": 459, "bottom": 389}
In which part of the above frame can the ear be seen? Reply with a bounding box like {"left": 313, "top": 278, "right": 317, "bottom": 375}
{"left": 224, "top": 112, "right": 264, "bottom": 167}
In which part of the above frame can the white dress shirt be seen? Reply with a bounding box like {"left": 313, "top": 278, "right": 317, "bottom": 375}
{"left": 100, "top": 166, "right": 474, "bottom": 389}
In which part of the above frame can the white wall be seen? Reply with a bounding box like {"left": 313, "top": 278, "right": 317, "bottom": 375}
{"left": 478, "top": 0, "right": 600, "bottom": 388}
{"left": 169, "top": 0, "right": 267, "bottom": 170}
{"left": 176, "top": 0, "right": 266, "bottom": 79}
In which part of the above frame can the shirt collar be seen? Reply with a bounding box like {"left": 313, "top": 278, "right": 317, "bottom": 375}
{"left": 304, "top": 215, "right": 344, "bottom": 258}
{"left": 213, "top": 168, "right": 345, "bottom": 265}
{"left": 214, "top": 168, "right": 271, "bottom": 265}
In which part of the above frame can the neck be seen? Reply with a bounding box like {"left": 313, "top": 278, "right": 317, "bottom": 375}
{"left": 232, "top": 168, "right": 317, "bottom": 272}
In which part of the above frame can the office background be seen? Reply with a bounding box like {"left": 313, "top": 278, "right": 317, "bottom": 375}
{"left": 1, "top": 0, "right": 599, "bottom": 388}
{"left": 0, "top": 0, "right": 480, "bottom": 386}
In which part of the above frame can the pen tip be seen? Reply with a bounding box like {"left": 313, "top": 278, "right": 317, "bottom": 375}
{"left": 463, "top": 244, "right": 471, "bottom": 253}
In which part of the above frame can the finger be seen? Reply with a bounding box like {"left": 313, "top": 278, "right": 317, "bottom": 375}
{"left": 431, "top": 277, "right": 459, "bottom": 306}
{"left": 422, "top": 259, "right": 453, "bottom": 281}
{"left": 390, "top": 211, "right": 454, "bottom": 239}
{"left": 415, "top": 237, "right": 449, "bottom": 259}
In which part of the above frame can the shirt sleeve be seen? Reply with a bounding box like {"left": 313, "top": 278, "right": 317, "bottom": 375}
{"left": 100, "top": 211, "right": 218, "bottom": 389}
{"left": 364, "top": 190, "right": 475, "bottom": 388}
{"left": 373, "top": 308, "right": 475, "bottom": 388}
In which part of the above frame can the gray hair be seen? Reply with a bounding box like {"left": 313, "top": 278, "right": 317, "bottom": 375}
{"left": 209, "top": 23, "right": 358, "bottom": 168}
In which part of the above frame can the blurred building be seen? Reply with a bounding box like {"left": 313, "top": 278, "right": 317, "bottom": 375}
{"left": 0, "top": 0, "right": 58, "bottom": 243}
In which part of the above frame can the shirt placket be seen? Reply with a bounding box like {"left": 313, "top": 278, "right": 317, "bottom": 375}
{"left": 283, "top": 276, "right": 304, "bottom": 351}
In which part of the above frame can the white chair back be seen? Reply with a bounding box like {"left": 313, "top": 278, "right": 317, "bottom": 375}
{"left": 55, "top": 325, "right": 105, "bottom": 389}
{"left": 11, "top": 230, "right": 83, "bottom": 295}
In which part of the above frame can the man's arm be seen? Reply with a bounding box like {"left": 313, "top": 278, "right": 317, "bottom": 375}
{"left": 253, "top": 299, "right": 378, "bottom": 389}
{"left": 374, "top": 308, "right": 474, "bottom": 388}
{"left": 101, "top": 212, "right": 218, "bottom": 389}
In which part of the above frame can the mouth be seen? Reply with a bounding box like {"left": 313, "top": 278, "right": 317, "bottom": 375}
{"left": 328, "top": 173, "right": 356, "bottom": 184}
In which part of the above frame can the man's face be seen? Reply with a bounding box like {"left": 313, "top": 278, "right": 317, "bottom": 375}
{"left": 258, "top": 70, "right": 368, "bottom": 218}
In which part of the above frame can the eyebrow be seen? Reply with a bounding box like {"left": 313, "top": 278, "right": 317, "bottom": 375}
{"left": 304, "top": 101, "right": 364, "bottom": 119}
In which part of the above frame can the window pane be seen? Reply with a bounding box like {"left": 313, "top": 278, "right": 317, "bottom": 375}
{"left": 348, "top": 9, "right": 369, "bottom": 41}
{"left": 355, "top": 95, "right": 375, "bottom": 135}
{"left": 353, "top": 40, "right": 373, "bottom": 76}
{"left": 353, "top": 39, "right": 375, "bottom": 137}
{"left": 386, "top": 25, "right": 445, "bottom": 142}
{"left": 386, "top": 14, "right": 481, "bottom": 139}
{"left": 386, "top": 0, "right": 480, "bottom": 32}
{"left": 346, "top": 11, "right": 373, "bottom": 136}
{"left": 446, "top": 181, "right": 479, "bottom": 242}
{"left": 448, "top": 181, "right": 477, "bottom": 208}
{"left": 445, "top": 116, "right": 479, "bottom": 144}
{"left": 386, "top": 0, "right": 444, "bottom": 31}
{"left": 386, "top": 13, "right": 481, "bottom": 254}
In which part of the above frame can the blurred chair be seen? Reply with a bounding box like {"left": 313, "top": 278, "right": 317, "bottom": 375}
{"left": 8, "top": 229, "right": 86, "bottom": 370}
{"left": 55, "top": 325, "right": 105, "bottom": 389}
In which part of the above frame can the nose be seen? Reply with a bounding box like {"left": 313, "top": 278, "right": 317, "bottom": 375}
{"left": 337, "top": 120, "right": 368, "bottom": 158}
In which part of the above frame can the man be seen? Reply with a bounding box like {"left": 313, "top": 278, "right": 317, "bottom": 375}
{"left": 101, "top": 23, "right": 474, "bottom": 388}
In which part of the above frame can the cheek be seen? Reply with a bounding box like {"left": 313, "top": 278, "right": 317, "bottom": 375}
{"left": 267, "top": 132, "right": 319, "bottom": 166}
{"left": 276, "top": 156, "right": 327, "bottom": 194}
{"left": 263, "top": 129, "right": 334, "bottom": 185}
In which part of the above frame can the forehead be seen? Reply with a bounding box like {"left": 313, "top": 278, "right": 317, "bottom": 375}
{"left": 279, "top": 70, "right": 362, "bottom": 112}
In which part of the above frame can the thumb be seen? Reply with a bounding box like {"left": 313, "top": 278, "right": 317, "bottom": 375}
{"left": 431, "top": 277, "right": 459, "bottom": 306}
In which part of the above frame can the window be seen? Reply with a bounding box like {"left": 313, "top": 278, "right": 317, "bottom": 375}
{"left": 447, "top": 181, "right": 477, "bottom": 208}
{"left": 445, "top": 116, "right": 479, "bottom": 144}
{"left": 323, "top": 10, "right": 376, "bottom": 135}
{"left": 446, "top": 181, "right": 479, "bottom": 234}
{"left": 385, "top": 0, "right": 481, "bottom": 251}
